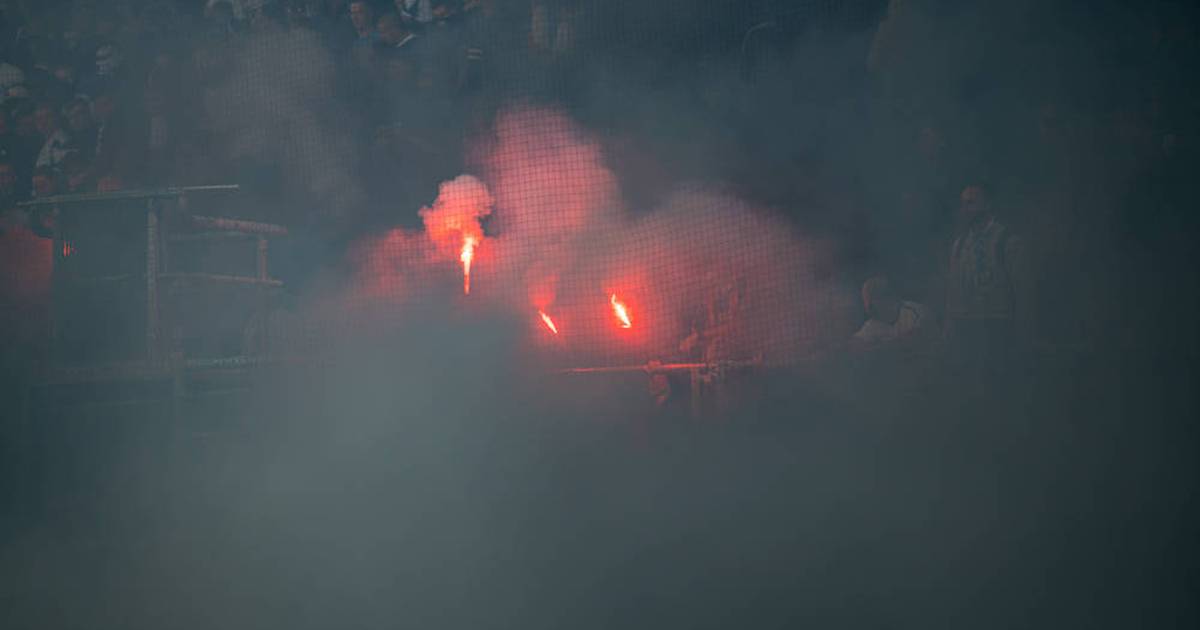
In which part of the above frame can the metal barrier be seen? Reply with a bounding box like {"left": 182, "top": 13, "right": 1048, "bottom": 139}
{"left": 18, "top": 185, "right": 288, "bottom": 410}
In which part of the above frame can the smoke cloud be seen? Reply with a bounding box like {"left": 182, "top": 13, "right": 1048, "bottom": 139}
{"left": 336, "top": 104, "right": 850, "bottom": 366}
{"left": 203, "top": 26, "right": 367, "bottom": 227}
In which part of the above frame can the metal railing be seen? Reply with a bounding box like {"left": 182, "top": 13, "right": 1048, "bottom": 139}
{"left": 18, "top": 185, "right": 287, "bottom": 384}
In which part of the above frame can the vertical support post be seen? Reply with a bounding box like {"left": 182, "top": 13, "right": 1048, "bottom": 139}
{"left": 160, "top": 195, "right": 175, "bottom": 277}
{"left": 18, "top": 381, "right": 32, "bottom": 522}
{"left": 256, "top": 237, "right": 268, "bottom": 281}
{"left": 166, "top": 193, "right": 187, "bottom": 356}
{"left": 49, "top": 204, "right": 62, "bottom": 358}
{"left": 256, "top": 237, "right": 269, "bottom": 355}
{"left": 171, "top": 357, "right": 186, "bottom": 424}
{"left": 146, "top": 199, "right": 159, "bottom": 364}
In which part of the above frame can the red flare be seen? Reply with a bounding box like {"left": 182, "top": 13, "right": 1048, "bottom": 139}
{"left": 539, "top": 310, "right": 559, "bottom": 335}
{"left": 460, "top": 236, "right": 477, "bottom": 295}
{"left": 610, "top": 293, "right": 632, "bottom": 329}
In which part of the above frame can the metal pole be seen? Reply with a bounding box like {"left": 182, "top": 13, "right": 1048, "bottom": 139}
{"left": 558, "top": 359, "right": 761, "bottom": 375}
{"left": 16, "top": 184, "right": 241, "bottom": 208}
{"left": 146, "top": 199, "right": 159, "bottom": 364}
{"left": 256, "top": 237, "right": 268, "bottom": 281}
{"left": 256, "top": 236, "right": 269, "bottom": 355}
{"left": 49, "top": 204, "right": 62, "bottom": 359}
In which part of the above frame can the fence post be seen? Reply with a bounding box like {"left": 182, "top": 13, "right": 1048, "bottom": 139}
{"left": 146, "top": 199, "right": 159, "bottom": 364}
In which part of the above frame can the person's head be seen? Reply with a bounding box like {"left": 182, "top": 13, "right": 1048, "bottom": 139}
{"left": 958, "top": 184, "right": 991, "bottom": 227}
{"left": 249, "top": 1, "right": 286, "bottom": 29}
{"left": 431, "top": 0, "right": 459, "bottom": 20}
{"left": 5, "top": 84, "right": 30, "bottom": 102}
{"left": 377, "top": 12, "right": 409, "bottom": 45}
{"left": 350, "top": 1, "right": 374, "bottom": 33}
{"left": 7, "top": 99, "right": 38, "bottom": 137}
{"left": 95, "top": 43, "right": 124, "bottom": 77}
{"left": 51, "top": 59, "right": 76, "bottom": 85}
{"left": 469, "top": 0, "right": 497, "bottom": 17}
{"left": 861, "top": 276, "right": 900, "bottom": 324}
{"left": 64, "top": 98, "right": 93, "bottom": 132}
{"left": 285, "top": 1, "right": 312, "bottom": 26}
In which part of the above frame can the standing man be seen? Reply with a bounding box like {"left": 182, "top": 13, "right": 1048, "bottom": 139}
{"left": 348, "top": 0, "right": 380, "bottom": 66}
{"left": 679, "top": 271, "right": 742, "bottom": 417}
{"left": 944, "top": 184, "right": 1031, "bottom": 382}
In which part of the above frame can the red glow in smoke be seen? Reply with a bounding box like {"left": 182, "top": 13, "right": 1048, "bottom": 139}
{"left": 338, "top": 108, "right": 840, "bottom": 366}
{"left": 418, "top": 175, "right": 493, "bottom": 296}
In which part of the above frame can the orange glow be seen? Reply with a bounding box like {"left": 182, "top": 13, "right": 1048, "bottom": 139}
{"left": 61, "top": 241, "right": 75, "bottom": 257}
{"left": 610, "top": 293, "right": 632, "bottom": 328}
{"left": 460, "top": 235, "right": 477, "bottom": 295}
{"left": 539, "top": 310, "right": 559, "bottom": 335}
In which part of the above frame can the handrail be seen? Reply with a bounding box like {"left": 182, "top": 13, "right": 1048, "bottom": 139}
{"left": 16, "top": 184, "right": 240, "bottom": 207}
{"left": 188, "top": 215, "right": 288, "bottom": 236}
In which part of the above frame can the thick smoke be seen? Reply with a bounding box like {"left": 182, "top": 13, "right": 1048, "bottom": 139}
{"left": 418, "top": 175, "right": 494, "bottom": 262}
{"left": 474, "top": 106, "right": 624, "bottom": 311}
{"left": 338, "top": 105, "right": 847, "bottom": 366}
{"left": 203, "top": 25, "right": 367, "bottom": 227}
{"left": 5, "top": 3, "right": 1197, "bottom": 629}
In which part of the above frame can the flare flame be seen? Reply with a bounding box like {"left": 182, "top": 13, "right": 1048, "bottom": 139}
{"left": 460, "top": 236, "right": 477, "bottom": 295}
{"left": 539, "top": 310, "right": 559, "bottom": 335}
{"left": 610, "top": 293, "right": 632, "bottom": 329}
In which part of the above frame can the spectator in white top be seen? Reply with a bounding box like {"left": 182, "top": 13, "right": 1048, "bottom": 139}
{"left": 397, "top": 0, "right": 434, "bottom": 25}
{"left": 34, "top": 103, "right": 72, "bottom": 170}
{"left": 0, "top": 63, "right": 25, "bottom": 105}
{"left": 852, "top": 275, "right": 933, "bottom": 346}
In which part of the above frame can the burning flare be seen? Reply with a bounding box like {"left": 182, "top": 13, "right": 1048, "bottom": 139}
{"left": 610, "top": 293, "right": 632, "bottom": 329}
{"left": 460, "top": 236, "right": 477, "bottom": 295}
{"left": 539, "top": 310, "right": 559, "bottom": 335}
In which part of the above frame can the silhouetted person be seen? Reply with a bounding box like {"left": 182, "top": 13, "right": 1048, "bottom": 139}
{"left": 349, "top": 1, "right": 380, "bottom": 51}
{"left": 944, "top": 184, "right": 1031, "bottom": 383}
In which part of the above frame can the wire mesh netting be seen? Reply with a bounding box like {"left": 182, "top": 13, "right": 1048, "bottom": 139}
{"left": 2, "top": 0, "right": 887, "bottom": 371}
{"left": 3, "top": 4, "right": 1200, "bottom": 629}
{"left": 2, "top": 0, "right": 1196, "bottom": 371}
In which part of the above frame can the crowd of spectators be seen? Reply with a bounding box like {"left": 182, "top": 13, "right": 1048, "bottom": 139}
{"left": 0, "top": 0, "right": 597, "bottom": 229}
{"left": 0, "top": 0, "right": 1194, "bottom": 352}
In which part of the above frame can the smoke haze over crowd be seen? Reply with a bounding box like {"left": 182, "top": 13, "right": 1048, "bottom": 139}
{"left": 1, "top": 1, "right": 1197, "bottom": 628}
